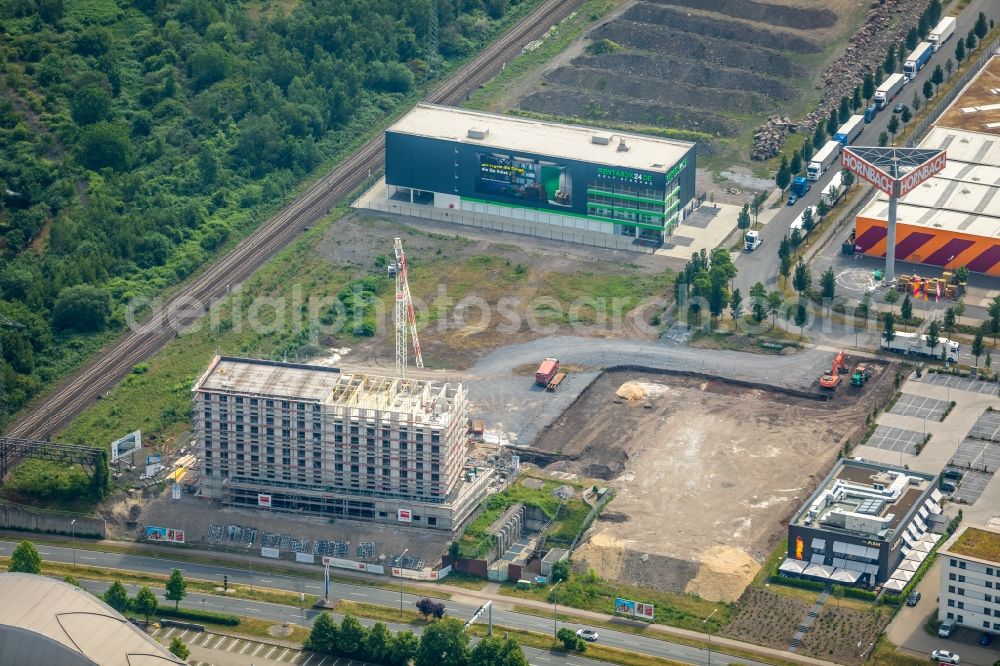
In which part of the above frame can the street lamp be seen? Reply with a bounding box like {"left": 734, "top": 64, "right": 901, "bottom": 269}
{"left": 248, "top": 542, "right": 253, "bottom": 592}
{"left": 70, "top": 519, "right": 76, "bottom": 569}
{"left": 552, "top": 581, "right": 562, "bottom": 641}
{"left": 703, "top": 608, "right": 718, "bottom": 666}
{"left": 399, "top": 548, "right": 408, "bottom": 617}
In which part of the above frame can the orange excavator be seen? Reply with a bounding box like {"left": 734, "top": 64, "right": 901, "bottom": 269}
{"left": 819, "top": 350, "right": 847, "bottom": 389}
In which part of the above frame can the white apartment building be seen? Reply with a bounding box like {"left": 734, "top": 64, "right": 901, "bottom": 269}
{"left": 938, "top": 526, "right": 1000, "bottom": 633}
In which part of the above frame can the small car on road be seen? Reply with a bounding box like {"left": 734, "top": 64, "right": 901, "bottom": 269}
{"left": 938, "top": 620, "right": 956, "bottom": 637}
{"left": 787, "top": 193, "right": 798, "bottom": 206}
{"left": 906, "top": 591, "right": 921, "bottom": 606}
{"left": 931, "top": 650, "right": 959, "bottom": 664}
{"left": 979, "top": 633, "right": 994, "bottom": 646}
{"left": 576, "top": 629, "right": 599, "bottom": 642}
{"left": 893, "top": 102, "right": 904, "bottom": 113}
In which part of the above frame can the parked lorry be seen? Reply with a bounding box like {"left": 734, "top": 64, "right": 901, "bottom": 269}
{"left": 821, "top": 171, "right": 845, "bottom": 207}
{"left": 833, "top": 115, "right": 864, "bottom": 146}
{"left": 808, "top": 140, "right": 842, "bottom": 181}
{"left": 880, "top": 331, "right": 960, "bottom": 362}
{"left": 791, "top": 176, "right": 811, "bottom": 197}
{"left": 904, "top": 42, "right": 933, "bottom": 77}
{"left": 874, "top": 73, "right": 906, "bottom": 109}
{"left": 929, "top": 17, "right": 956, "bottom": 52}
{"left": 535, "top": 357, "right": 559, "bottom": 386}
{"left": 744, "top": 229, "right": 762, "bottom": 251}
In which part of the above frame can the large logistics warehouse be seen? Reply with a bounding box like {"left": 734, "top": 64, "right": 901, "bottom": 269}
{"left": 853, "top": 57, "right": 1000, "bottom": 275}
{"left": 384, "top": 104, "right": 697, "bottom": 244}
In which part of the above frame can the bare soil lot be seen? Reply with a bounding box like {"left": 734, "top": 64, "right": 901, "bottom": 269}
{"left": 528, "top": 366, "right": 895, "bottom": 601}
{"left": 937, "top": 56, "right": 1000, "bottom": 134}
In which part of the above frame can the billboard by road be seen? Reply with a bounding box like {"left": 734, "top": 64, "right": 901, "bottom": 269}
{"left": 146, "top": 526, "right": 185, "bottom": 544}
{"left": 111, "top": 431, "right": 142, "bottom": 462}
{"left": 614, "top": 597, "right": 655, "bottom": 621}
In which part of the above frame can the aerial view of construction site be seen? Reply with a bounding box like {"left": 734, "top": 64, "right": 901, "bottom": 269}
{"left": 2, "top": 1, "right": 1000, "bottom": 666}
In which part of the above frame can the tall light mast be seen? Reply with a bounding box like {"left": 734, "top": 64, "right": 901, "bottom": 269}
{"left": 393, "top": 238, "right": 423, "bottom": 378}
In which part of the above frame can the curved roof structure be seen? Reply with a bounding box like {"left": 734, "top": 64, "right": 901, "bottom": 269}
{"left": 0, "top": 573, "right": 184, "bottom": 666}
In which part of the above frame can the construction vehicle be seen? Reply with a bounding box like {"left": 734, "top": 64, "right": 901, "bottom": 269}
{"left": 850, "top": 364, "right": 872, "bottom": 387}
{"left": 819, "top": 350, "right": 847, "bottom": 389}
{"left": 535, "top": 357, "right": 559, "bottom": 386}
{"left": 546, "top": 372, "right": 566, "bottom": 392}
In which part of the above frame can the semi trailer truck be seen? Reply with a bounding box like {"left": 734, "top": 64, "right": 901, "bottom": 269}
{"left": 833, "top": 115, "right": 864, "bottom": 146}
{"left": 904, "top": 42, "right": 933, "bottom": 77}
{"left": 929, "top": 17, "right": 956, "bottom": 51}
{"left": 874, "top": 73, "right": 906, "bottom": 109}
{"left": 880, "top": 331, "right": 960, "bottom": 362}
{"left": 807, "top": 140, "right": 842, "bottom": 181}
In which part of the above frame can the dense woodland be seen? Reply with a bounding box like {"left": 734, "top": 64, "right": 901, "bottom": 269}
{"left": 0, "top": 0, "right": 528, "bottom": 423}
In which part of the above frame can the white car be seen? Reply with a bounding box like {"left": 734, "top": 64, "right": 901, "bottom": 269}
{"left": 931, "top": 650, "right": 960, "bottom": 664}
{"left": 576, "top": 629, "right": 599, "bottom": 642}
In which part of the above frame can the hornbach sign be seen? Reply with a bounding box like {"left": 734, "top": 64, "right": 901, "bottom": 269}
{"left": 841, "top": 150, "right": 894, "bottom": 195}
{"left": 841, "top": 148, "right": 947, "bottom": 197}
{"left": 898, "top": 151, "right": 947, "bottom": 197}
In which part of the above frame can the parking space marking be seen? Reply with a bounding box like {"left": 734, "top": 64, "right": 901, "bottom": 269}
{"left": 163, "top": 627, "right": 176, "bottom": 639}
{"left": 213, "top": 635, "right": 229, "bottom": 649}
{"left": 226, "top": 638, "right": 241, "bottom": 651}
{"left": 924, "top": 373, "right": 999, "bottom": 395}
{"left": 265, "top": 645, "right": 278, "bottom": 659}
{"left": 890, "top": 394, "right": 950, "bottom": 420}
{"left": 278, "top": 648, "right": 290, "bottom": 661}
{"left": 867, "top": 425, "right": 924, "bottom": 454}
{"left": 301, "top": 654, "right": 315, "bottom": 666}
{"left": 239, "top": 641, "right": 253, "bottom": 654}
{"left": 951, "top": 469, "right": 994, "bottom": 504}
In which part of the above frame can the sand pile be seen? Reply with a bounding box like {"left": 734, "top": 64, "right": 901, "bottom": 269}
{"left": 684, "top": 545, "right": 760, "bottom": 602}
{"left": 573, "top": 532, "right": 630, "bottom": 579}
{"left": 616, "top": 381, "right": 669, "bottom": 401}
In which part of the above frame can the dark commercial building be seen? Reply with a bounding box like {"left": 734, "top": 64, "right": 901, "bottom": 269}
{"left": 783, "top": 459, "right": 942, "bottom": 588}
{"left": 384, "top": 104, "right": 697, "bottom": 244}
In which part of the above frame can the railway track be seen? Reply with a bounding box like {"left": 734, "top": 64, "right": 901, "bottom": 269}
{"left": 5, "top": 0, "right": 584, "bottom": 443}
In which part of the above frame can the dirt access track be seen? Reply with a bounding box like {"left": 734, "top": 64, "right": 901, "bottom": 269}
{"left": 528, "top": 363, "right": 895, "bottom": 602}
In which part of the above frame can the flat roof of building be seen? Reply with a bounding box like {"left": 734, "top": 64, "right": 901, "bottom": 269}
{"left": 193, "top": 356, "right": 342, "bottom": 401}
{"left": 0, "top": 573, "right": 184, "bottom": 666}
{"left": 944, "top": 526, "right": 1000, "bottom": 563}
{"left": 859, "top": 197, "right": 1000, "bottom": 238}
{"left": 387, "top": 104, "right": 693, "bottom": 172}
{"left": 924, "top": 126, "right": 1000, "bottom": 168}
{"left": 937, "top": 55, "right": 1000, "bottom": 134}
{"left": 792, "top": 459, "right": 935, "bottom": 540}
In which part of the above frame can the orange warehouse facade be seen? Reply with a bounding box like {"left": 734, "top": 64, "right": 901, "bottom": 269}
{"left": 854, "top": 215, "right": 1000, "bottom": 276}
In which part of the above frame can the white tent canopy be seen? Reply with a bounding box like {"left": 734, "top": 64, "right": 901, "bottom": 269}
{"left": 898, "top": 559, "right": 920, "bottom": 572}
{"left": 891, "top": 569, "right": 915, "bottom": 582}
{"left": 883, "top": 578, "right": 906, "bottom": 591}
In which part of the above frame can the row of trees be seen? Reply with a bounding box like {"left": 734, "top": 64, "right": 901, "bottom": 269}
{"left": 675, "top": 248, "right": 738, "bottom": 321}
{"left": 306, "top": 613, "right": 530, "bottom": 666}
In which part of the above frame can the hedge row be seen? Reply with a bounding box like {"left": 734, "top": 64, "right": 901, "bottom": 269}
{"left": 159, "top": 607, "right": 239, "bottom": 626}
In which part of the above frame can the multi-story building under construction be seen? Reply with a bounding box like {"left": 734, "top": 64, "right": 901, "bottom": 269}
{"left": 192, "top": 356, "right": 489, "bottom": 530}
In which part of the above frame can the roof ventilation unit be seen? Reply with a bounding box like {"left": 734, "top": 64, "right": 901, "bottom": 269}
{"left": 617, "top": 139, "right": 629, "bottom": 152}
{"left": 591, "top": 134, "right": 611, "bottom": 145}
{"left": 467, "top": 127, "right": 489, "bottom": 139}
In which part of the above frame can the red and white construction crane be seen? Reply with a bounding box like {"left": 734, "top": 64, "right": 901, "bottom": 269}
{"left": 394, "top": 238, "right": 423, "bottom": 378}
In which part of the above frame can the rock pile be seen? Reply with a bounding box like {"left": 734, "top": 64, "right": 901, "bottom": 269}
{"left": 751, "top": 115, "right": 795, "bottom": 160}
{"left": 750, "top": 0, "right": 931, "bottom": 160}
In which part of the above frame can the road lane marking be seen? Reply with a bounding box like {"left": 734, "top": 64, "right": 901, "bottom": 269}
{"left": 305, "top": 585, "right": 320, "bottom": 590}
{"left": 260, "top": 578, "right": 273, "bottom": 583}
{"left": 39, "top": 551, "right": 52, "bottom": 555}
{"left": 349, "top": 592, "right": 367, "bottom": 597}
{"left": 246, "top": 607, "right": 262, "bottom": 613}
{"left": 80, "top": 556, "right": 96, "bottom": 561}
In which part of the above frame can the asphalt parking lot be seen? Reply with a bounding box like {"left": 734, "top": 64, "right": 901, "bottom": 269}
{"left": 153, "top": 627, "right": 372, "bottom": 666}
{"left": 867, "top": 425, "right": 926, "bottom": 454}
{"left": 968, "top": 410, "right": 1000, "bottom": 443}
{"left": 924, "top": 373, "right": 999, "bottom": 396}
{"left": 890, "top": 394, "right": 951, "bottom": 420}
{"left": 950, "top": 436, "right": 1000, "bottom": 473}
{"left": 947, "top": 468, "right": 993, "bottom": 505}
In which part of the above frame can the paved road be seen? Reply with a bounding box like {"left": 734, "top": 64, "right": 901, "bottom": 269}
{"left": 735, "top": 0, "right": 1000, "bottom": 294}
{"left": 8, "top": 540, "right": 771, "bottom": 666}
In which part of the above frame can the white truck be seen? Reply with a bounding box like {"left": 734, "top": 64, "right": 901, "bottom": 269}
{"left": 880, "top": 331, "right": 960, "bottom": 362}
{"left": 790, "top": 205, "right": 816, "bottom": 232}
{"left": 929, "top": 16, "right": 956, "bottom": 52}
{"left": 744, "top": 229, "right": 761, "bottom": 251}
{"left": 874, "top": 73, "right": 906, "bottom": 109}
{"left": 807, "top": 140, "right": 842, "bottom": 181}
{"left": 821, "top": 171, "right": 844, "bottom": 207}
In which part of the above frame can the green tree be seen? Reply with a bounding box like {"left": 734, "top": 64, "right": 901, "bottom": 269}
{"left": 169, "top": 637, "right": 190, "bottom": 660}
{"left": 387, "top": 631, "right": 420, "bottom": 666}
{"left": 730, "top": 288, "right": 743, "bottom": 321}
{"left": 9, "top": 540, "right": 41, "bottom": 573}
{"left": 306, "top": 612, "right": 340, "bottom": 654}
{"left": 839, "top": 96, "right": 850, "bottom": 123}
{"left": 887, "top": 115, "right": 900, "bottom": 144}
{"left": 801, "top": 206, "right": 814, "bottom": 232}
{"left": 750, "top": 191, "right": 766, "bottom": 228}
{"left": 780, "top": 252, "right": 792, "bottom": 284}
{"left": 776, "top": 155, "right": 791, "bottom": 192}
{"left": 165, "top": 569, "right": 186, "bottom": 610}
{"left": 76, "top": 121, "right": 130, "bottom": 171}
{"left": 790, "top": 227, "right": 802, "bottom": 248}
{"left": 975, "top": 11, "right": 988, "bottom": 39}
{"left": 966, "top": 31, "right": 976, "bottom": 52}
{"left": 767, "top": 291, "right": 783, "bottom": 328}
{"left": 901, "top": 105, "right": 912, "bottom": 126}
{"left": 188, "top": 43, "right": 231, "bottom": 90}
{"left": 132, "top": 586, "right": 158, "bottom": 623}
{"left": 901, "top": 292, "right": 913, "bottom": 328}
{"left": 907, "top": 27, "right": 919, "bottom": 51}
{"left": 863, "top": 73, "right": 875, "bottom": 102}
{"left": 946, "top": 58, "right": 954, "bottom": 81}
{"left": 469, "top": 637, "right": 530, "bottom": 666}
{"left": 841, "top": 168, "right": 855, "bottom": 190}
{"left": 986, "top": 351, "right": 993, "bottom": 373}
{"left": 912, "top": 91, "right": 921, "bottom": 113}
{"left": 988, "top": 295, "right": 1000, "bottom": 342}
{"left": 931, "top": 65, "right": 944, "bottom": 93}
{"left": 750, "top": 282, "right": 767, "bottom": 324}
{"left": 794, "top": 300, "right": 807, "bottom": 338}
{"left": 337, "top": 614, "right": 367, "bottom": 657}
{"left": 826, "top": 109, "right": 838, "bottom": 137}
{"left": 817, "top": 198, "right": 830, "bottom": 218}
{"left": 104, "top": 580, "right": 129, "bottom": 612}
{"left": 972, "top": 329, "right": 985, "bottom": 367}
{"left": 885, "top": 288, "right": 900, "bottom": 312}
{"left": 812, "top": 122, "right": 826, "bottom": 150}
{"left": 803, "top": 139, "right": 813, "bottom": 163}
{"left": 853, "top": 85, "right": 862, "bottom": 111}
{"left": 927, "top": 320, "right": 941, "bottom": 358}
{"left": 956, "top": 38, "right": 966, "bottom": 65}
{"left": 792, "top": 259, "right": 811, "bottom": 295}
{"left": 556, "top": 627, "right": 583, "bottom": 651}
{"left": 878, "top": 131, "right": 889, "bottom": 147}
{"left": 790, "top": 151, "right": 802, "bottom": 176}
{"left": 883, "top": 311, "right": 896, "bottom": 345}
{"left": 70, "top": 85, "right": 113, "bottom": 125}
{"left": 954, "top": 298, "right": 966, "bottom": 326}
{"left": 884, "top": 44, "right": 897, "bottom": 73}
{"left": 820, "top": 267, "right": 836, "bottom": 300}
{"left": 53, "top": 285, "right": 111, "bottom": 332}
{"left": 416, "top": 618, "right": 469, "bottom": 666}
{"left": 943, "top": 307, "right": 956, "bottom": 334}
{"left": 63, "top": 575, "right": 81, "bottom": 588}
{"left": 955, "top": 265, "right": 970, "bottom": 284}
{"left": 91, "top": 449, "right": 110, "bottom": 499}
{"left": 551, "top": 558, "right": 570, "bottom": 583}
{"left": 736, "top": 203, "right": 751, "bottom": 231}
{"left": 363, "top": 622, "right": 393, "bottom": 664}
